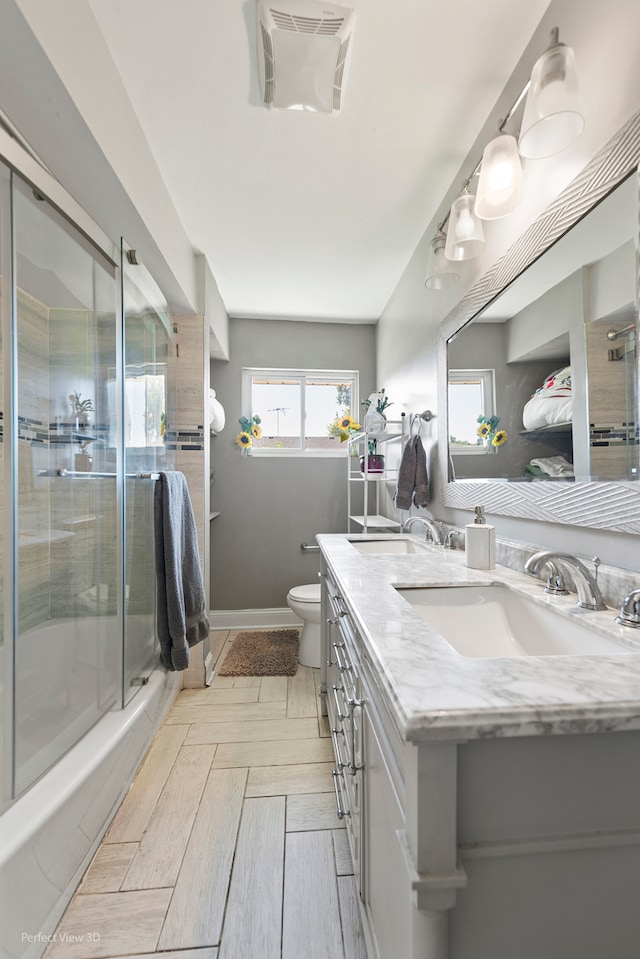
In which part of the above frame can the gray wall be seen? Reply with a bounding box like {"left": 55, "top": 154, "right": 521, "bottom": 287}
{"left": 210, "top": 317, "right": 376, "bottom": 610}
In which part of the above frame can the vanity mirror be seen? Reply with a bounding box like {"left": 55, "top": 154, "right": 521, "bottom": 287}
{"left": 437, "top": 109, "right": 640, "bottom": 532}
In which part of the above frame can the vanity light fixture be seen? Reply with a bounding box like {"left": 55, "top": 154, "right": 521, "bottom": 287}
{"left": 427, "top": 26, "right": 583, "bottom": 285}
{"left": 425, "top": 229, "right": 460, "bottom": 290}
{"left": 444, "top": 184, "right": 485, "bottom": 260}
{"left": 518, "top": 28, "right": 584, "bottom": 159}
{"left": 474, "top": 133, "right": 524, "bottom": 220}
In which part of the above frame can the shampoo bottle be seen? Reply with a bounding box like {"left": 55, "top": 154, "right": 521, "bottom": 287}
{"left": 465, "top": 505, "right": 495, "bottom": 570}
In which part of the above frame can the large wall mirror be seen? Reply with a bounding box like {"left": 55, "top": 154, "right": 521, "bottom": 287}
{"left": 437, "top": 109, "right": 640, "bottom": 533}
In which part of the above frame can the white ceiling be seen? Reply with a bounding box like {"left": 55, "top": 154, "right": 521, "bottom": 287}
{"left": 88, "top": 0, "right": 552, "bottom": 322}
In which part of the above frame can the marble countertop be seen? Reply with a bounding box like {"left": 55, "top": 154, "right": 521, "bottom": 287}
{"left": 317, "top": 533, "right": 640, "bottom": 743}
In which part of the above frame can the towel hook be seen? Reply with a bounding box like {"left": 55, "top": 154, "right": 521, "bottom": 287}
{"left": 409, "top": 410, "right": 435, "bottom": 435}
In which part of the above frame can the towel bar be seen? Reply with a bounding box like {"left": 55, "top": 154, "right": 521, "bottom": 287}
{"left": 37, "top": 469, "right": 161, "bottom": 479}
{"left": 300, "top": 542, "right": 320, "bottom": 552}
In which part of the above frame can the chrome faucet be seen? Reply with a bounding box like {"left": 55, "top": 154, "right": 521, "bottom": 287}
{"left": 615, "top": 589, "right": 640, "bottom": 628}
{"left": 524, "top": 551, "right": 607, "bottom": 611}
{"left": 402, "top": 515, "right": 444, "bottom": 545}
{"left": 443, "top": 529, "right": 461, "bottom": 550}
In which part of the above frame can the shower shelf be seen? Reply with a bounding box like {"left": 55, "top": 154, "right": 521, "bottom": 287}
{"left": 49, "top": 430, "right": 98, "bottom": 445}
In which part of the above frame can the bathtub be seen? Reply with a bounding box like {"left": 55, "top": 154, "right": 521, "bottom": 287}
{"left": 0, "top": 667, "right": 180, "bottom": 959}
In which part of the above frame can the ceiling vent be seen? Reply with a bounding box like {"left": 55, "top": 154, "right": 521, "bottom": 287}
{"left": 256, "top": 0, "right": 355, "bottom": 113}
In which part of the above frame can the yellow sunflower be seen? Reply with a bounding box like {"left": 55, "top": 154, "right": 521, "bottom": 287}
{"left": 235, "top": 431, "right": 252, "bottom": 448}
{"left": 492, "top": 429, "right": 508, "bottom": 447}
{"left": 340, "top": 415, "right": 356, "bottom": 431}
{"left": 477, "top": 423, "right": 491, "bottom": 438}
{"left": 251, "top": 424, "right": 262, "bottom": 439}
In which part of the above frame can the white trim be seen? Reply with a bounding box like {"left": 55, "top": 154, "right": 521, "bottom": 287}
{"left": 0, "top": 126, "right": 118, "bottom": 265}
{"left": 204, "top": 651, "right": 214, "bottom": 687}
{"left": 459, "top": 828, "right": 640, "bottom": 860}
{"left": 210, "top": 607, "right": 303, "bottom": 629}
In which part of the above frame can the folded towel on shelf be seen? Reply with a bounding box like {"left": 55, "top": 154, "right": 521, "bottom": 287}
{"left": 394, "top": 435, "right": 417, "bottom": 510}
{"left": 523, "top": 464, "right": 547, "bottom": 478}
{"left": 529, "top": 456, "right": 574, "bottom": 477}
{"left": 413, "top": 436, "right": 430, "bottom": 507}
{"left": 154, "top": 471, "right": 210, "bottom": 671}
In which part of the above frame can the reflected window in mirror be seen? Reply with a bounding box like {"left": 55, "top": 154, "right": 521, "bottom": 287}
{"left": 448, "top": 369, "right": 496, "bottom": 454}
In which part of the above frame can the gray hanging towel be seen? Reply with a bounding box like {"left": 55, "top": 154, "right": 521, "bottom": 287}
{"left": 394, "top": 436, "right": 417, "bottom": 510}
{"left": 154, "top": 471, "right": 210, "bottom": 671}
{"left": 413, "top": 436, "right": 430, "bottom": 507}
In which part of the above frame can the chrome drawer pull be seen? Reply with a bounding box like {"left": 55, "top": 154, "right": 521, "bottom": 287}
{"left": 332, "top": 594, "right": 350, "bottom": 619}
{"left": 332, "top": 683, "right": 348, "bottom": 721}
{"left": 349, "top": 700, "right": 365, "bottom": 773}
{"left": 333, "top": 642, "right": 351, "bottom": 673}
{"left": 330, "top": 726, "right": 347, "bottom": 770}
{"left": 332, "top": 769, "right": 350, "bottom": 819}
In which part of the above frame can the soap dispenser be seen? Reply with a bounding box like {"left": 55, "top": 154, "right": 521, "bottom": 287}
{"left": 465, "top": 505, "right": 495, "bottom": 570}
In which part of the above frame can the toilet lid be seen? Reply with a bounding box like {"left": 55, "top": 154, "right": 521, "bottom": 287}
{"left": 289, "top": 583, "right": 321, "bottom": 604}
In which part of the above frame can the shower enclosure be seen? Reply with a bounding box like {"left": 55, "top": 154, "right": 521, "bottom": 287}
{"left": 1, "top": 158, "right": 176, "bottom": 810}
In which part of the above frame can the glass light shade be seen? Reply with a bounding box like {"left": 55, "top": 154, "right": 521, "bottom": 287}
{"left": 425, "top": 233, "right": 459, "bottom": 290}
{"left": 444, "top": 192, "right": 485, "bottom": 261}
{"left": 519, "top": 42, "right": 584, "bottom": 158}
{"left": 474, "top": 134, "right": 524, "bottom": 220}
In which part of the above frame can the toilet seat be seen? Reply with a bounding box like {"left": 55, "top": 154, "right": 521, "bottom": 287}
{"left": 288, "top": 583, "right": 321, "bottom": 604}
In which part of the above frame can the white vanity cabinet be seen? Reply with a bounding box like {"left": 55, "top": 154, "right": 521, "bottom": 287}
{"left": 323, "top": 562, "right": 414, "bottom": 959}
{"left": 361, "top": 667, "right": 412, "bottom": 959}
{"left": 320, "top": 537, "right": 640, "bottom": 959}
{"left": 325, "top": 571, "right": 365, "bottom": 888}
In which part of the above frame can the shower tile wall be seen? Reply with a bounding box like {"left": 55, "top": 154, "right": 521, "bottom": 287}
{"left": 170, "top": 313, "right": 207, "bottom": 570}
{"left": 17, "top": 289, "right": 52, "bottom": 632}
{"left": 586, "top": 318, "right": 638, "bottom": 477}
{"left": 14, "top": 302, "right": 119, "bottom": 627}
{"left": 170, "top": 313, "right": 209, "bottom": 689}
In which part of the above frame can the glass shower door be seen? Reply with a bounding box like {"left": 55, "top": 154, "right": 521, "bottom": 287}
{"left": 12, "top": 175, "right": 119, "bottom": 795}
{"left": 0, "top": 160, "right": 9, "bottom": 810}
{"left": 122, "top": 243, "right": 175, "bottom": 703}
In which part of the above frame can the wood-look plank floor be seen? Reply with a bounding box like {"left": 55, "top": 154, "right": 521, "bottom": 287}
{"left": 45, "top": 628, "right": 367, "bottom": 959}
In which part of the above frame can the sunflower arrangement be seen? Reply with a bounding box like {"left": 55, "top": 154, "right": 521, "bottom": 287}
{"left": 330, "top": 413, "right": 362, "bottom": 443}
{"left": 477, "top": 414, "right": 508, "bottom": 448}
{"left": 236, "top": 414, "right": 262, "bottom": 454}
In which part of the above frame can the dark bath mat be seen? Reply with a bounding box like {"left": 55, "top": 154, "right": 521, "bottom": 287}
{"left": 218, "top": 628, "right": 300, "bottom": 676}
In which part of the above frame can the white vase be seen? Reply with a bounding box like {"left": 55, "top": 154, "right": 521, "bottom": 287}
{"left": 364, "top": 410, "right": 386, "bottom": 433}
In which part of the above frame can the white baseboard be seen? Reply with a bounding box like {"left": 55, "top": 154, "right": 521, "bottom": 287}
{"left": 210, "top": 607, "right": 303, "bottom": 630}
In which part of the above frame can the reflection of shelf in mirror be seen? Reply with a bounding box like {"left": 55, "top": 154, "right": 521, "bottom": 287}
{"left": 50, "top": 430, "right": 98, "bottom": 445}
{"left": 349, "top": 514, "right": 401, "bottom": 529}
{"left": 520, "top": 422, "right": 572, "bottom": 437}
{"left": 209, "top": 511, "right": 220, "bottom": 520}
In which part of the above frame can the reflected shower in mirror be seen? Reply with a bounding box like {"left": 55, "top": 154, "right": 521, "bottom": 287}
{"left": 446, "top": 172, "right": 638, "bottom": 483}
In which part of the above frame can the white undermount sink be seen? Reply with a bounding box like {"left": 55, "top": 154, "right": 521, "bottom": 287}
{"left": 349, "top": 537, "right": 429, "bottom": 555}
{"left": 395, "top": 584, "right": 636, "bottom": 658}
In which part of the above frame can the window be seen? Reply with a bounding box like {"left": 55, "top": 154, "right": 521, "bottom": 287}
{"left": 448, "top": 369, "right": 496, "bottom": 453}
{"left": 242, "top": 368, "right": 359, "bottom": 455}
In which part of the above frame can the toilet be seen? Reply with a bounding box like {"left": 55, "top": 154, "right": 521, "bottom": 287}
{"left": 287, "top": 583, "right": 322, "bottom": 668}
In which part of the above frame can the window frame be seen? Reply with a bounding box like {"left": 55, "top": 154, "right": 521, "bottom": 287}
{"left": 241, "top": 367, "right": 360, "bottom": 457}
{"left": 448, "top": 368, "right": 497, "bottom": 455}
